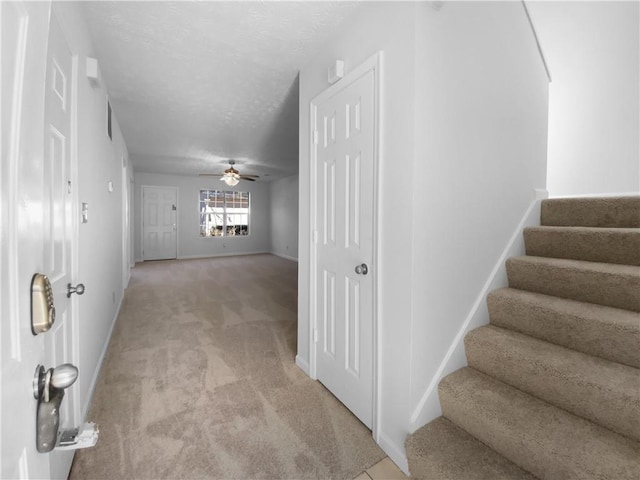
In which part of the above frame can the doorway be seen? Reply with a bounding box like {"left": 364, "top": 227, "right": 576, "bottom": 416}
{"left": 141, "top": 185, "right": 178, "bottom": 261}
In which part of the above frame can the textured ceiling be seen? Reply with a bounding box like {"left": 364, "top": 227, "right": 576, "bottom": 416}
{"left": 81, "top": 1, "right": 362, "bottom": 180}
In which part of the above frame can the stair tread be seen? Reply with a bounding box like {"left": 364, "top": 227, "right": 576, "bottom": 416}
{"left": 406, "top": 417, "right": 536, "bottom": 480}
{"left": 524, "top": 226, "right": 640, "bottom": 265}
{"left": 440, "top": 367, "right": 640, "bottom": 480}
{"left": 541, "top": 196, "right": 640, "bottom": 228}
{"left": 506, "top": 255, "right": 640, "bottom": 311}
{"left": 465, "top": 325, "right": 640, "bottom": 441}
{"left": 509, "top": 255, "right": 640, "bottom": 274}
{"left": 488, "top": 288, "right": 640, "bottom": 368}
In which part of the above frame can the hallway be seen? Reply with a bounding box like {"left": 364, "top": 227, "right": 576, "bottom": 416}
{"left": 70, "top": 255, "right": 384, "bottom": 479}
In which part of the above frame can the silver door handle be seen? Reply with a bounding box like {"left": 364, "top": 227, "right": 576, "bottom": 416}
{"left": 33, "top": 363, "right": 79, "bottom": 452}
{"left": 355, "top": 263, "right": 368, "bottom": 275}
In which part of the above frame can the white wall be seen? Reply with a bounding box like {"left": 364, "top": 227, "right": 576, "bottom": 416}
{"left": 52, "top": 2, "right": 133, "bottom": 420}
{"left": 298, "top": 1, "right": 548, "bottom": 470}
{"left": 410, "top": 1, "right": 549, "bottom": 430}
{"left": 270, "top": 174, "right": 299, "bottom": 261}
{"left": 134, "top": 172, "right": 271, "bottom": 261}
{"left": 527, "top": 1, "right": 639, "bottom": 197}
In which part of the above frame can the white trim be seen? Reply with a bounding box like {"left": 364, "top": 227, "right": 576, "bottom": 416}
{"left": 69, "top": 47, "right": 82, "bottom": 426}
{"left": 308, "top": 99, "right": 318, "bottom": 382}
{"left": 549, "top": 191, "right": 640, "bottom": 199}
{"left": 295, "top": 355, "right": 310, "bottom": 375}
{"left": 372, "top": 51, "right": 384, "bottom": 442}
{"left": 521, "top": 1, "right": 552, "bottom": 82}
{"left": 81, "top": 289, "right": 123, "bottom": 422}
{"left": 308, "top": 51, "right": 383, "bottom": 437}
{"left": 177, "top": 251, "right": 270, "bottom": 260}
{"left": 409, "top": 189, "right": 548, "bottom": 430}
{"left": 270, "top": 251, "right": 298, "bottom": 262}
{"left": 377, "top": 432, "right": 409, "bottom": 476}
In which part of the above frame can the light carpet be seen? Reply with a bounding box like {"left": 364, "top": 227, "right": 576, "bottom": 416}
{"left": 70, "top": 254, "right": 384, "bottom": 480}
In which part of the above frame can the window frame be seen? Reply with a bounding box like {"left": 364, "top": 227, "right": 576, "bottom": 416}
{"left": 198, "top": 189, "right": 250, "bottom": 238}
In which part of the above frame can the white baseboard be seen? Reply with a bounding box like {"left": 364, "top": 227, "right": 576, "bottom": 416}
{"left": 177, "top": 251, "right": 269, "bottom": 260}
{"left": 295, "top": 355, "right": 310, "bottom": 375}
{"left": 377, "top": 431, "right": 409, "bottom": 476}
{"left": 549, "top": 191, "right": 639, "bottom": 199}
{"left": 409, "top": 189, "right": 548, "bottom": 431}
{"left": 271, "top": 251, "right": 299, "bottom": 262}
{"left": 81, "top": 291, "right": 123, "bottom": 421}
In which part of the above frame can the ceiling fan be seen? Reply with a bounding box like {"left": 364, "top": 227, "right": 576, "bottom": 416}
{"left": 199, "top": 160, "right": 259, "bottom": 186}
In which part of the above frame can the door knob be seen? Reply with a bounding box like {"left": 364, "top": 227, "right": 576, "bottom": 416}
{"left": 355, "top": 263, "right": 368, "bottom": 275}
{"left": 50, "top": 363, "right": 79, "bottom": 390}
{"left": 67, "top": 282, "right": 85, "bottom": 297}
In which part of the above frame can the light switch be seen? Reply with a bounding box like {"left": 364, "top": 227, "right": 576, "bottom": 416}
{"left": 81, "top": 203, "right": 88, "bottom": 223}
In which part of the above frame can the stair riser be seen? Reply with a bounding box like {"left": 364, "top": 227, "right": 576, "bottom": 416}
{"left": 524, "top": 228, "right": 640, "bottom": 265}
{"left": 406, "top": 417, "right": 536, "bottom": 480}
{"left": 506, "top": 259, "right": 640, "bottom": 312}
{"left": 487, "top": 290, "right": 640, "bottom": 368}
{"left": 541, "top": 197, "right": 640, "bottom": 228}
{"left": 439, "top": 368, "right": 640, "bottom": 480}
{"left": 465, "top": 327, "right": 640, "bottom": 442}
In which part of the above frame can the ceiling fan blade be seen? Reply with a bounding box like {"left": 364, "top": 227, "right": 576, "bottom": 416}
{"left": 240, "top": 176, "right": 256, "bottom": 182}
{"left": 240, "top": 174, "right": 259, "bottom": 178}
{"left": 198, "top": 173, "right": 223, "bottom": 177}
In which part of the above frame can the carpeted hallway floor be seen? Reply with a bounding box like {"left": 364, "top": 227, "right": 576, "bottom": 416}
{"left": 70, "top": 254, "right": 385, "bottom": 479}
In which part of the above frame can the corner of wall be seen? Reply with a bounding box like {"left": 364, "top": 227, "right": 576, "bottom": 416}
{"left": 377, "top": 432, "right": 410, "bottom": 475}
{"left": 295, "top": 355, "right": 310, "bottom": 376}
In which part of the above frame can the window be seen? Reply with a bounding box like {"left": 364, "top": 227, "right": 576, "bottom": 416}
{"left": 199, "top": 190, "right": 249, "bottom": 237}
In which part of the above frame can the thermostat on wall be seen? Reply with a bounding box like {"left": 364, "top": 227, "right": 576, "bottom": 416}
{"left": 107, "top": 181, "right": 114, "bottom": 193}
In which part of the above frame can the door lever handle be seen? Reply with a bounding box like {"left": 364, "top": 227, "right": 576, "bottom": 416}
{"left": 67, "top": 283, "right": 85, "bottom": 298}
{"left": 33, "top": 363, "right": 79, "bottom": 452}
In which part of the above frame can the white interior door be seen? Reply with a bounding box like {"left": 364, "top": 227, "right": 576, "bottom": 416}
{"left": 142, "top": 186, "right": 177, "bottom": 260}
{"left": 1, "top": 3, "right": 78, "bottom": 479}
{"left": 312, "top": 58, "right": 378, "bottom": 429}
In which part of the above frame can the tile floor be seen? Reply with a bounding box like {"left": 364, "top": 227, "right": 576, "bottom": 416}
{"left": 353, "top": 457, "right": 409, "bottom": 480}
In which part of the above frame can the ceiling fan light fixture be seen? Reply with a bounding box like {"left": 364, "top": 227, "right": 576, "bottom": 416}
{"left": 221, "top": 174, "right": 240, "bottom": 187}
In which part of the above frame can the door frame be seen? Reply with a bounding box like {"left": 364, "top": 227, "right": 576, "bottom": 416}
{"left": 308, "top": 51, "right": 383, "bottom": 437}
{"left": 140, "top": 185, "right": 178, "bottom": 261}
{"left": 67, "top": 13, "right": 82, "bottom": 432}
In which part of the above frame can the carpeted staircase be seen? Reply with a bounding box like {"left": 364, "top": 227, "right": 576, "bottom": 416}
{"left": 406, "top": 196, "right": 640, "bottom": 479}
